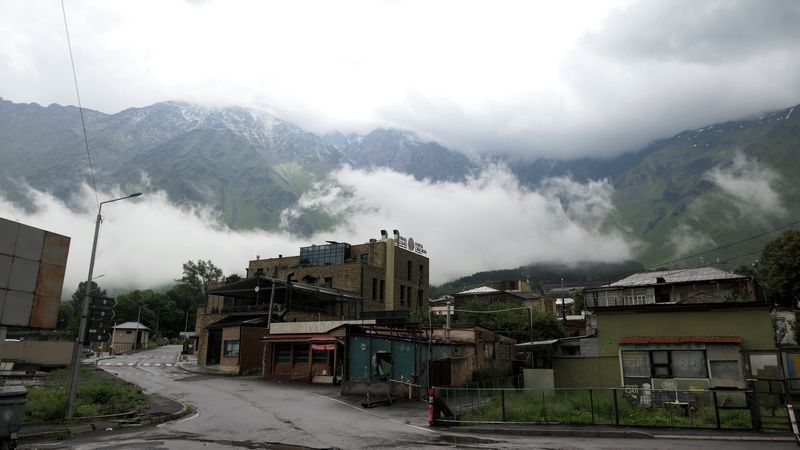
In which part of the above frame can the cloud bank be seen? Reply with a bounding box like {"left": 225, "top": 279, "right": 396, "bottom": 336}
{"left": 0, "top": 166, "right": 633, "bottom": 294}
{"left": 706, "top": 152, "right": 787, "bottom": 219}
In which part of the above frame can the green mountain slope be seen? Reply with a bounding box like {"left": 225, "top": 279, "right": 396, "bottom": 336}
{"left": 611, "top": 105, "right": 800, "bottom": 267}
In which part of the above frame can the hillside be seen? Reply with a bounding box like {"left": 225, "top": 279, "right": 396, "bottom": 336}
{"left": 1, "top": 97, "right": 798, "bottom": 277}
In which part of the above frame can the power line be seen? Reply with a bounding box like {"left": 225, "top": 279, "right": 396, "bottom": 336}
{"left": 61, "top": 0, "right": 99, "bottom": 208}
{"left": 648, "top": 219, "right": 800, "bottom": 270}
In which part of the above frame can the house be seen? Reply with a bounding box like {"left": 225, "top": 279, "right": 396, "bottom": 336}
{"left": 452, "top": 282, "right": 557, "bottom": 314}
{"left": 196, "top": 276, "right": 363, "bottom": 373}
{"left": 520, "top": 267, "right": 778, "bottom": 391}
{"left": 260, "top": 320, "right": 373, "bottom": 383}
{"left": 247, "top": 230, "right": 430, "bottom": 313}
{"left": 195, "top": 230, "right": 431, "bottom": 373}
{"left": 111, "top": 322, "right": 150, "bottom": 354}
{"left": 341, "top": 324, "right": 516, "bottom": 398}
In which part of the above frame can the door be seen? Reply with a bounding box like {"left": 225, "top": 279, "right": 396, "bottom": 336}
{"left": 207, "top": 329, "right": 222, "bottom": 365}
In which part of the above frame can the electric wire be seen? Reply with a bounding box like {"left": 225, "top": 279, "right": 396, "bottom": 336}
{"left": 61, "top": 0, "right": 99, "bottom": 208}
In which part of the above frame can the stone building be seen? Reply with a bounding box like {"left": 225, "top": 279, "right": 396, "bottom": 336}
{"left": 194, "top": 230, "right": 430, "bottom": 372}
{"left": 247, "top": 230, "right": 429, "bottom": 313}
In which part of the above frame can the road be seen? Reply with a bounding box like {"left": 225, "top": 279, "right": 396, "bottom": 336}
{"left": 43, "top": 345, "right": 798, "bottom": 449}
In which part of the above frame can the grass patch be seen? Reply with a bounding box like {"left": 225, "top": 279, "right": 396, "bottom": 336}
{"left": 456, "top": 389, "right": 753, "bottom": 429}
{"left": 23, "top": 366, "right": 149, "bottom": 424}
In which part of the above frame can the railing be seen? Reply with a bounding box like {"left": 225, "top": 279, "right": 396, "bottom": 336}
{"left": 434, "top": 386, "right": 755, "bottom": 430}
{"left": 220, "top": 304, "right": 269, "bottom": 313}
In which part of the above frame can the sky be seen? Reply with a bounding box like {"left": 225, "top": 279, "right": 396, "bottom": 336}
{"left": 0, "top": 0, "right": 797, "bottom": 292}
{"left": 1, "top": 0, "right": 799, "bottom": 159}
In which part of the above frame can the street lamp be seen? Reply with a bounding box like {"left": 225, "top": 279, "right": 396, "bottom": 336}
{"left": 66, "top": 192, "right": 141, "bottom": 420}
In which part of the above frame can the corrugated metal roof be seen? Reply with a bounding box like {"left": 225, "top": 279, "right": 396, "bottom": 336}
{"left": 456, "top": 286, "right": 501, "bottom": 295}
{"left": 608, "top": 267, "right": 745, "bottom": 287}
{"left": 618, "top": 336, "right": 741, "bottom": 345}
{"left": 113, "top": 321, "right": 150, "bottom": 330}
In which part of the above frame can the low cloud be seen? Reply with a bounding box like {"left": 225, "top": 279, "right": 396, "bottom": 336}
{"left": 0, "top": 166, "right": 634, "bottom": 293}
{"left": 291, "top": 165, "right": 633, "bottom": 283}
{"left": 705, "top": 153, "right": 787, "bottom": 219}
{"left": 669, "top": 224, "right": 715, "bottom": 259}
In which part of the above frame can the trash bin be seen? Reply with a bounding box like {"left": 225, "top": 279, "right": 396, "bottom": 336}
{"left": 0, "top": 386, "right": 26, "bottom": 449}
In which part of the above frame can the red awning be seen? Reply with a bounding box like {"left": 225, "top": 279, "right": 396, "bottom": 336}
{"left": 618, "top": 336, "right": 742, "bottom": 345}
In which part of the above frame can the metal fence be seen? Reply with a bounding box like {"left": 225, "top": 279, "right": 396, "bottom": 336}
{"left": 435, "top": 386, "right": 756, "bottom": 430}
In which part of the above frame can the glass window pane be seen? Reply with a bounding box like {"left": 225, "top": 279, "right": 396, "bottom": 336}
{"left": 651, "top": 351, "right": 669, "bottom": 364}
{"left": 672, "top": 351, "right": 706, "bottom": 378}
{"left": 294, "top": 344, "right": 309, "bottom": 363}
{"left": 653, "top": 366, "right": 670, "bottom": 377}
{"left": 622, "top": 351, "right": 650, "bottom": 378}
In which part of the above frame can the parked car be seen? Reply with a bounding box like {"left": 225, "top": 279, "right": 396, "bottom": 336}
{"left": 80, "top": 347, "right": 94, "bottom": 358}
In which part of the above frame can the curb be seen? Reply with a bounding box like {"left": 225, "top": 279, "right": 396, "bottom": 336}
{"left": 456, "top": 426, "right": 654, "bottom": 439}
{"left": 454, "top": 426, "right": 796, "bottom": 442}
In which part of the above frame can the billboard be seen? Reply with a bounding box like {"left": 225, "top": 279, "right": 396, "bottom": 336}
{"left": 0, "top": 217, "right": 70, "bottom": 328}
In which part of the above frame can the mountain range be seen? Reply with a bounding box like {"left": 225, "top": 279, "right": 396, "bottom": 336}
{"left": 1, "top": 97, "right": 798, "bottom": 274}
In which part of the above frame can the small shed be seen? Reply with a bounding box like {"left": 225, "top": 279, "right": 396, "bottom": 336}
{"left": 111, "top": 322, "right": 150, "bottom": 354}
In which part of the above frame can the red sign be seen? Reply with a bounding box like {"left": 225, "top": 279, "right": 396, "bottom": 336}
{"left": 311, "top": 344, "right": 336, "bottom": 351}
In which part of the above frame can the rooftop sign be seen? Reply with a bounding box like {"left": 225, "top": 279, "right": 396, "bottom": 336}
{"left": 391, "top": 230, "right": 427, "bottom": 255}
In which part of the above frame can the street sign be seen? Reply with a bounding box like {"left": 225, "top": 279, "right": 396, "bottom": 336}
{"left": 86, "top": 332, "right": 111, "bottom": 342}
{"left": 86, "top": 296, "right": 115, "bottom": 343}
{"left": 91, "top": 296, "right": 115, "bottom": 308}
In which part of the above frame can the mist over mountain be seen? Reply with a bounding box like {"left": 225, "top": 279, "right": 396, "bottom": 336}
{"left": 1, "top": 97, "right": 798, "bottom": 280}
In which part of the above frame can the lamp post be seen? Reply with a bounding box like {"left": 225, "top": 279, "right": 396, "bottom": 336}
{"left": 66, "top": 192, "right": 141, "bottom": 420}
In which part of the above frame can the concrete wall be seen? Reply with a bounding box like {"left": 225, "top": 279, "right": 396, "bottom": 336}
{"left": 523, "top": 369, "right": 554, "bottom": 389}
{"left": 594, "top": 307, "right": 775, "bottom": 356}
{"left": 552, "top": 356, "right": 621, "bottom": 388}
{"left": 2, "top": 340, "right": 73, "bottom": 367}
{"left": 220, "top": 326, "right": 241, "bottom": 369}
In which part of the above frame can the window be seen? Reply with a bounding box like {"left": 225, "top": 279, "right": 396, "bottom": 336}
{"left": 622, "top": 349, "right": 708, "bottom": 380}
{"left": 379, "top": 280, "right": 385, "bottom": 301}
{"left": 372, "top": 278, "right": 377, "bottom": 300}
{"left": 671, "top": 351, "right": 707, "bottom": 378}
{"left": 651, "top": 351, "right": 671, "bottom": 377}
{"left": 375, "top": 352, "right": 392, "bottom": 379}
{"left": 293, "top": 344, "right": 309, "bottom": 363}
{"left": 313, "top": 351, "right": 328, "bottom": 364}
{"left": 407, "top": 287, "right": 412, "bottom": 305}
{"left": 223, "top": 340, "right": 240, "bottom": 357}
{"left": 400, "top": 284, "right": 406, "bottom": 301}
{"left": 361, "top": 253, "right": 368, "bottom": 264}
{"left": 419, "top": 264, "right": 424, "bottom": 279}
{"left": 299, "top": 242, "right": 351, "bottom": 266}
{"left": 276, "top": 344, "right": 291, "bottom": 363}
{"left": 621, "top": 351, "right": 650, "bottom": 378}
{"left": 484, "top": 342, "right": 495, "bottom": 359}
{"left": 407, "top": 261, "right": 412, "bottom": 280}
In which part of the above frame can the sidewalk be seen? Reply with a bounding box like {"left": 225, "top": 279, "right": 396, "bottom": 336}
{"left": 175, "top": 353, "right": 237, "bottom": 376}
{"left": 443, "top": 421, "right": 796, "bottom": 442}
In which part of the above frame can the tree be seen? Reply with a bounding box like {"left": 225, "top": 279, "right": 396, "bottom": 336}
{"left": 760, "top": 230, "right": 800, "bottom": 306}
{"left": 178, "top": 260, "right": 223, "bottom": 297}
{"left": 59, "top": 281, "right": 107, "bottom": 339}
{"left": 455, "top": 298, "right": 566, "bottom": 342}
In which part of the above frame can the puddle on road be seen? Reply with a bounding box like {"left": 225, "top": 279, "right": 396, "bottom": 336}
{"left": 407, "top": 433, "right": 503, "bottom": 448}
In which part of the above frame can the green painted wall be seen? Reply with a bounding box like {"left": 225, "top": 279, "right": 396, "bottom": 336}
{"left": 594, "top": 307, "right": 776, "bottom": 357}
{"left": 553, "top": 357, "right": 621, "bottom": 388}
